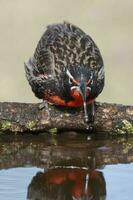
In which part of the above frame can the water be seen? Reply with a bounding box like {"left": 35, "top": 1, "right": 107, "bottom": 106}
{"left": 0, "top": 133, "right": 133, "bottom": 200}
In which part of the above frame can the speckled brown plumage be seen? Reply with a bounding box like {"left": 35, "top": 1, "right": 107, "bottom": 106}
{"left": 25, "top": 22, "right": 105, "bottom": 122}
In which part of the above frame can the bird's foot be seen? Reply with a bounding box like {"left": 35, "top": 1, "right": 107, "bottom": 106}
{"left": 39, "top": 100, "right": 53, "bottom": 109}
{"left": 39, "top": 101, "right": 47, "bottom": 110}
{"left": 39, "top": 100, "right": 50, "bottom": 120}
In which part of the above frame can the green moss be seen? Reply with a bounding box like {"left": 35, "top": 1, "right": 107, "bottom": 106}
{"left": 48, "top": 127, "right": 58, "bottom": 134}
{"left": 1, "top": 121, "right": 12, "bottom": 131}
{"left": 122, "top": 120, "right": 133, "bottom": 134}
{"left": 26, "top": 120, "right": 37, "bottom": 130}
{"left": 116, "top": 119, "right": 133, "bottom": 135}
{"left": 64, "top": 113, "right": 70, "bottom": 117}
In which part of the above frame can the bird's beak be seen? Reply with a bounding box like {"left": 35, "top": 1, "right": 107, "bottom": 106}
{"left": 79, "top": 79, "right": 89, "bottom": 122}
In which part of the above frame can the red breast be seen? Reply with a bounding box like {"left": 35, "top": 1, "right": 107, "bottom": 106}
{"left": 45, "top": 90, "right": 94, "bottom": 107}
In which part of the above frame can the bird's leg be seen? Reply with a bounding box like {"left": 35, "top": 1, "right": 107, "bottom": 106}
{"left": 39, "top": 100, "right": 50, "bottom": 120}
{"left": 39, "top": 100, "right": 47, "bottom": 109}
{"left": 88, "top": 101, "right": 95, "bottom": 123}
{"left": 39, "top": 99, "right": 54, "bottom": 109}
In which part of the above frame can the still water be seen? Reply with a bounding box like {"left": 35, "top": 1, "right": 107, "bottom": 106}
{"left": 0, "top": 133, "right": 133, "bottom": 200}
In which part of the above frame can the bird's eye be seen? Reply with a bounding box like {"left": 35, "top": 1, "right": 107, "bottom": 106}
{"left": 69, "top": 78, "right": 73, "bottom": 85}
{"left": 69, "top": 78, "right": 78, "bottom": 85}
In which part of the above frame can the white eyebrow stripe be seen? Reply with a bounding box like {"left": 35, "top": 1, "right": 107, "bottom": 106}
{"left": 66, "top": 69, "right": 75, "bottom": 80}
{"left": 70, "top": 86, "right": 79, "bottom": 90}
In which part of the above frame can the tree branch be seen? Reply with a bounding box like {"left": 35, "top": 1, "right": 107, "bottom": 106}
{"left": 0, "top": 102, "right": 133, "bottom": 135}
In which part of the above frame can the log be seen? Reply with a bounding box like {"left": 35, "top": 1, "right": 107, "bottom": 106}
{"left": 0, "top": 102, "right": 133, "bottom": 135}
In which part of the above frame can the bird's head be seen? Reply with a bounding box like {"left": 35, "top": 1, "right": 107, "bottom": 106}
{"left": 66, "top": 66, "right": 93, "bottom": 122}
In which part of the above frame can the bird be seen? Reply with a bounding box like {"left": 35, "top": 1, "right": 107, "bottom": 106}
{"left": 25, "top": 22, "right": 105, "bottom": 122}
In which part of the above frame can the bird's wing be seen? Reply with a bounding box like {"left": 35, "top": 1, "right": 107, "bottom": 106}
{"left": 33, "top": 22, "right": 104, "bottom": 77}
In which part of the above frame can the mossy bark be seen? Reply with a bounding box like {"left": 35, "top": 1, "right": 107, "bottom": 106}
{"left": 0, "top": 102, "right": 133, "bottom": 135}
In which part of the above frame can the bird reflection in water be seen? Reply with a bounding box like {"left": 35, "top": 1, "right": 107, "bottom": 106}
{"left": 27, "top": 167, "right": 106, "bottom": 200}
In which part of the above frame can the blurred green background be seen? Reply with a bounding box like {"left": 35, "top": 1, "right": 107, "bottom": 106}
{"left": 0, "top": 0, "right": 133, "bottom": 104}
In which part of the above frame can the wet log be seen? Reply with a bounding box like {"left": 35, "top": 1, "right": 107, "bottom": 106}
{"left": 0, "top": 102, "right": 133, "bottom": 135}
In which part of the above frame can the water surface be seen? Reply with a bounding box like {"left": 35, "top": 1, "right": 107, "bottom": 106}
{"left": 0, "top": 133, "right": 133, "bottom": 200}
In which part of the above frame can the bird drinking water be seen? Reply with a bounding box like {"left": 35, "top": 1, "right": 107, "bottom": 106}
{"left": 25, "top": 22, "right": 105, "bottom": 122}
